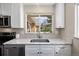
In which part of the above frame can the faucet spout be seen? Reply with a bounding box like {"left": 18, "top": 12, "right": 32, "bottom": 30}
{"left": 37, "top": 32, "right": 42, "bottom": 39}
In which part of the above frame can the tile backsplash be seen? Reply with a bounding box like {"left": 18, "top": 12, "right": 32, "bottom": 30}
{"left": 20, "top": 32, "right": 61, "bottom": 39}
{"left": 20, "top": 33, "right": 50, "bottom": 39}
{"left": 0, "top": 28, "right": 61, "bottom": 39}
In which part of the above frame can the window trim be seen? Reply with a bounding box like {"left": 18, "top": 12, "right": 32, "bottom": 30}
{"left": 74, "top": 4, "right": 79, "bottom": 38}
{"left": 24, "top": 14, "right": 54, "bottom": 33}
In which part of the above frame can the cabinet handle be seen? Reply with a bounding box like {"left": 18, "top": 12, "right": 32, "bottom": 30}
{"left": 37, "top": 52, "right": 40, "bottom": 54}
{"left": 37, "top": 52, "right": 42, "bottom": 54}
{"left": 40, "top": 52, "right": 42, "bottom": 54}
{"left": 56, "top": 52, "right": 58, "bottom": 54}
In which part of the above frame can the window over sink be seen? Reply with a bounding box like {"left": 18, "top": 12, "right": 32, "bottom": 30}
{"left": 25, "top": 14, "right": 53, "bottom": 33}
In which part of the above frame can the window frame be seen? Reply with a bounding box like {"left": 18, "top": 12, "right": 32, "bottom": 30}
{"left": 74, "top": 4, "right": 79, "bottom": 38}
{"left": 24, "top": 14, "right": 54, "bottom": 33}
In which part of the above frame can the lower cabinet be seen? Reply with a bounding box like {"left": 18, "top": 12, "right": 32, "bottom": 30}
{"left": 25, "top": 44, "right": 54, "bottom": 56}
{"left": 25, "top": 44, "right": 71, "bottom": 56}
{"left": 54, "top": 45, "right": 71, "bottom": 56}
{"left": 4, "top": 45, "right": 25, "bottom": 56}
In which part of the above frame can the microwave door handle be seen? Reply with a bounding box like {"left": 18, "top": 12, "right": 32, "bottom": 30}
{"left": 7, "top": 17, "right": 9, "bottom": 26}
{"left": 8, "top": 17, "right": 10, "bottom": 26}
{"left": 8, "top": 17, "right": 10, "bottom": 27}
{"left": 7, "top": 17, "right": 10, "bottom": 26}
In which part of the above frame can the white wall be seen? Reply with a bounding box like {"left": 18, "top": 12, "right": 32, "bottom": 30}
{"left": 24, "top": 4, "right": 54, "bottom": 14}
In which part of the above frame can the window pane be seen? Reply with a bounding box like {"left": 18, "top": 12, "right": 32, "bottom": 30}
{"left": 27, "top": 15, "right": 52, "bottom": 33}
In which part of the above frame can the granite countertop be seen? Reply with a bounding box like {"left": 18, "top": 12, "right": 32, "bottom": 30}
{"left": 3, "top": 38, "right": 72, "bottom": 45}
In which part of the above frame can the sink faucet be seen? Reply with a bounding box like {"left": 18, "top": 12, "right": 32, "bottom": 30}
{"left": 37, "top": 31, "right": 42, "bottom": 39}
{"left": 37, "top": 22, "right": 42, "bottom": 39}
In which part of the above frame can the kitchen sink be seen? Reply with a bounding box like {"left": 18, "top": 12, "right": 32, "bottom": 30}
{"left": 30, "top": 39, "right": 49, "bottom": 42}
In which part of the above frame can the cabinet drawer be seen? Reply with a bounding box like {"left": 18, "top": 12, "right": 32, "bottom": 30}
{"left": 39, "top": 48, "right": 54, "bottom": 56}
{"left": 25, "top": 45, "right": 39, "bottom": 56}
{"left": 39, "top": 45, "right": 54, "bottom": 56}
{"left": 54, "top": 45, "right": 71, "bottom": 56}
{"left": 39, "top": 45, "right": 53, "bottom": 48}
{"left": 25, "top": 45, "right": 40, "bottom": 48}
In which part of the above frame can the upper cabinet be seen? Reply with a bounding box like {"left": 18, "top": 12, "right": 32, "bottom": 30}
{"left": 1, "top": 3, "right": 11, "bottom": 16}
{"left": 0, "top": 3, "right": 11, "bottom": 16}
{"left": 11, "top": 3, "right": 24, "bottom": 28}
{"left": 55, "top": 3, "right": 65, "bottom": 28}
{"left": 0, "top": 3, "right": 24, "bottom": 28}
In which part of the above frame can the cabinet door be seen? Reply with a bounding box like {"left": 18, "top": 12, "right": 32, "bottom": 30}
{"left": 39, "top": 45, "right": 54, "bottom": 56}
{"left": 25, "top": 45, "right": 54, "bottom": 56}
{"left": 1, "top": 3, "right": 11, "bottom": 16}
{"left": 25, "top": 45, "right": 39, "bottom": 56}
{"left": 54, "top": 45, "right": 71, "bottom": 56}
{"left": 55, "top": 3, "right": 64, "bottom": 28}
{"left": 0, "top": 4, "right": 2, "bottom": 14}
{"left": 11, "top": 3, "right": 24, "bottom": 28}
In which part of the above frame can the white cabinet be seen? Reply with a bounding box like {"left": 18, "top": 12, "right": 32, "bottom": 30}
{"left": 1, "top": 3, "right": 11, "bottom": 16}
{"left": 0, "top": 3, "right": 11, "bottom": 16}
{"left": 39, "top": 45, "right": 54, "bottom": 56}
{"left": 25, "top": 45, "right": 54, "bottom": 56}
{"left": 54, "top": 45, "right": 71, "bottom": 56}
{"left": 55, "top": 3, "right": 64, "bottom": 28}
{"left": 11, "top": 3, "right": 24, "bottom": 28}
{"left": 0, "top": 4, "right": 2, "bottom": 14}
{"left": 25, "top": 44, "right": 71, "bottom": 56}
{"left": 25, "top": 45, "right": 39, "bottom": 56}
{"left": 0, "top": 3, "right": 24, "bottom": 28}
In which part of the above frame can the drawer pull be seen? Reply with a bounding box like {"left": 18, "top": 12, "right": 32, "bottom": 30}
{"left": 40, "top": 52, "right": 42, "bottom": 54}
{"left": 37, "top": 52, "right": 40, "bottom": 54}
{"left": 56, "top": 52, "right": 58, "bottom": 54}
{"left": 37, "top": 52, "right": 42, "bottom": 54}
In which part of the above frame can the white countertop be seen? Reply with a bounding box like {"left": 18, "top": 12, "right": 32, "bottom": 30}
{"left": 3, "top": 38, "right": 72, "bottom": 45}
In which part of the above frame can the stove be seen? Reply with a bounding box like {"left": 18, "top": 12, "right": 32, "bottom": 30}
{"left": 0, "top": 32, "right": 16, "bottom": 56}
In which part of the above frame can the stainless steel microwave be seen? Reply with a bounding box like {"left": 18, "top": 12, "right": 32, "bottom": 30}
{"left": 0, "top": 16, "right": 11, "bottom": 28}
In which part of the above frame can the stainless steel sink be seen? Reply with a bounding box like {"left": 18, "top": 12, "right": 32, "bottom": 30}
{"left": 30, "top": 39, "right": 49, "bottom": 42}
